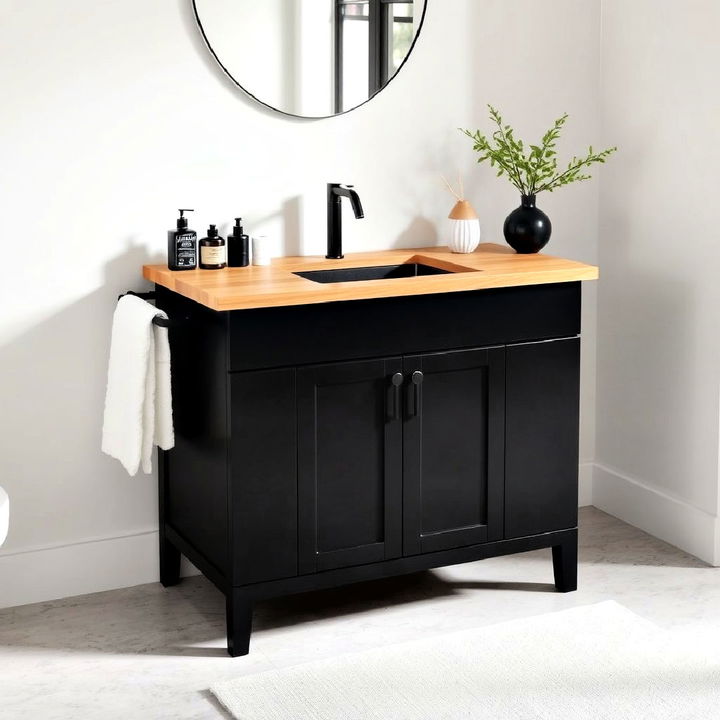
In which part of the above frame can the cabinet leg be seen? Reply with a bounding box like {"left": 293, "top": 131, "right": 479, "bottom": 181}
{"left": 227, "top": 589, "right": 253, "bottom": 657}
{"left": 552, "top": 533, "right": 578, "bottom": 593}
{"left": 159, "top": 532, "right": 181, "bottom": 588}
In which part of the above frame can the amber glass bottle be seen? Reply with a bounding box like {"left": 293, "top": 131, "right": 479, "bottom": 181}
{"left": 199, "top": 224, "right": 226, "bottom": 269}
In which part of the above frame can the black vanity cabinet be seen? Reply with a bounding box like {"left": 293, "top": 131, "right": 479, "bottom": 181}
{"left": 155, "top": 281, "right": 582, "bottom": 657}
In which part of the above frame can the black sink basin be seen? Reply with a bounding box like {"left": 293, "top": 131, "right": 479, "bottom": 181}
{"left": 294, "top": 263, "right": 452, "bottom": 284}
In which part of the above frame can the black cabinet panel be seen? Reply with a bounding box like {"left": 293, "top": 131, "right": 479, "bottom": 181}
{"left": 298, "top": 358, "right": 403, "bottom": 573}
{"left": 229, "top": 369, "right": 298, "bottom": 584}
{"left": 316, "top": 379, "right": 385, "bottom": 552}
{"left": 505, "top": 338, "right": 580, "bottom": 538}
{"left": 228, "top": 283, "right": 580, "bottom": 371}
{"left": 403, "top": 347, "right": 505, "bottom": 555}
{"left": 420, "top": 366, "right": 488, "bottom": 533}
{"left": 156, "top": 286, "right": 229, "bottom": 576}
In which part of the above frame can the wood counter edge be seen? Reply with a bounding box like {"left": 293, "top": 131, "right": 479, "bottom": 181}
{"left": 142, "top": 243, "right": 598, "bottom": 312}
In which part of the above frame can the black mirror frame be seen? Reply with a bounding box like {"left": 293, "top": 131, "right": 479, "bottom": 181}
{"left": 191, "top": 0, "right": 429, "bottom": 120}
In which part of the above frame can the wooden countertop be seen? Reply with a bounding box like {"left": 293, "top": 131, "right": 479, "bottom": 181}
{"left": 143, "top": 243, "right": 598, "bottom": 311}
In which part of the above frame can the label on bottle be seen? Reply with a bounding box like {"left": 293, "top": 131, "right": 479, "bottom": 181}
{"left": 201, "top": 245, "right": 226, "bottom": 266}
{"left": 175, "top": 233, "right": 196, "bottom": 267}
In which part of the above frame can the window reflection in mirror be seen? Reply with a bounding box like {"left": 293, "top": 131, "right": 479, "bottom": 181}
{"left": 335, "top": 0, "right": 417, "bottom": 113}
{"left": 193, "top": 0, "right": 426, "bottom": 118}
{"left": 389, "top": 3, "right": 415, "bottom": 74}
{"left": 338, "top": 2, "right": 370, "bottom": 113}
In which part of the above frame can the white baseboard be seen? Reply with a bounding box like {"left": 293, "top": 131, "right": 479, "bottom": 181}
{"left": 578, "top": 462, "right": 594, "bottom": 507}
{"left": 592, "top": 463, "right": 720, "bottom": 566}
{"left": 0, "top": 530, "right": 199, "bottom": 610}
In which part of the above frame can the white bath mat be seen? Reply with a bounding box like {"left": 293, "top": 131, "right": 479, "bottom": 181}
{"left": 211, "top": 601, "right": 720, "bottom": 720}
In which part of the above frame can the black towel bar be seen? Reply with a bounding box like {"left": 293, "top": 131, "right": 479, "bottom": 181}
{"left": 117, "top": 290, "right": 171, "bottom": 328}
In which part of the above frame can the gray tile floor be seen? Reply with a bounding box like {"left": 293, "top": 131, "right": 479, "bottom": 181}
{"left": 1, "top": 508, "right": 718, "bottom": 719}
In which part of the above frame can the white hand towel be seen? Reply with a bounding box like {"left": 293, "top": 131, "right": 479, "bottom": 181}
{"left": 102, "top": 294, "right": 174, "bottom": 476}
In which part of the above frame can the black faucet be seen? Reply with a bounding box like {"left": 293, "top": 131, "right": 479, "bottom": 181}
{"left": 327, "top": 183, "right": 364, "bottom": 259}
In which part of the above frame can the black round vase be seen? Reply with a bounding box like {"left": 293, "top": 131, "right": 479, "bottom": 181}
{"left": 503, "top": 194, "right": 552, "bottom": 254}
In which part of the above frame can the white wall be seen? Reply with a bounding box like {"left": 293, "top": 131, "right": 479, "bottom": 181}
{"left": 0, "top": 0, "right": 601, "bottom": 608}
{"left": 595, "top": 0, "right": 720, "bottom": 564}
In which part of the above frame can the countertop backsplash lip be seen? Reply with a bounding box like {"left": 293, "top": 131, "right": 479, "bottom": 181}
{"left": 143, "top": 243, "right": 599, "bottom": 312}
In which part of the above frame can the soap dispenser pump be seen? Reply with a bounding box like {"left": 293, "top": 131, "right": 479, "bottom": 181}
{"left": 167, "top": 209, "right": 197, "bottom": 271}
{"left": 227, "top": 218, "right": 250, "bottom": 267}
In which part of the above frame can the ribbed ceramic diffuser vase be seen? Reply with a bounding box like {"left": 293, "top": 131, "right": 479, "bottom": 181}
{"left": 448, "top": 200, "right": 481, "bottom": 253}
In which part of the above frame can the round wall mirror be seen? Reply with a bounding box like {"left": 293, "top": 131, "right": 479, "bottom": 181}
{"left": 193, "top": 0, "right": 427, "bottom": 119}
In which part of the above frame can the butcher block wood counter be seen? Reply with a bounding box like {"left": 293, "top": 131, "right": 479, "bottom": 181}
{"left": 143, "top": 243, "right": 598, "bottom": 311}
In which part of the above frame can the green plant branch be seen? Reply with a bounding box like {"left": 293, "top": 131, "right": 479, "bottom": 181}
{"left": 490, "top": 107, "right": 528, "bottom": 194}
{"left": 534, "top": 146, "right": 617, "bottom": 193}
{"left": 461, "top": 105, "right": 616, "bottom": 198}
{"left": 461, "top": 127, "right": 523, "bottom": 193}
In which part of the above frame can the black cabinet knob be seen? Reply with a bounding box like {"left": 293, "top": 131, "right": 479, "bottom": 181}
{"left": 387, "top": 372, "right": 404, "bottom": 420}
{"left": 407, "top": 370, "right": 423, "bottom": 417}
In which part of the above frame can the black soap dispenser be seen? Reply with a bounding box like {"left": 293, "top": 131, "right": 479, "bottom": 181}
{"left": 227, "top": 218, "right": 250, "bottom": 267}
{"left": 167, "top": 209, "right": 197, "bottom": 270}
{"left": 199, "top": 224, "right": 226, "bottom": 270}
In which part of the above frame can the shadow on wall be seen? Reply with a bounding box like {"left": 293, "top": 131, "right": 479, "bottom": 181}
{"left": 247, "top": 195, "right": 304, "bottom": 257}
{"left": 413, "top": 128, "right": 483, "bottom": 246}
{"left": 250, "top": 196, "right": 441, "bottom": 257}
{"left": 391, "top": 216, "right": 439, "bottom": 249}
{"left": 0, "top": 241, "right": 165, "bottom": 553}
{"left": 368, "top": 123, "right": 466, "bottom": 252}
{"left": 281, "top": 196, "right": 303, "bottom": 256}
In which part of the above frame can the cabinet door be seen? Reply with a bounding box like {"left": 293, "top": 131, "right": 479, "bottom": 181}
{"left": 298, "top": 357, "right": 403, "bottom": 573}
{"left": 505, "top": 338, "right": 580, "bottom": 538}
{"left": 403, "top": 347, "right": 505, "bottom": 555}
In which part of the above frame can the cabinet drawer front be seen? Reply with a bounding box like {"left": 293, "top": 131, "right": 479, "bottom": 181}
{"left": 298, "top": 358, "right": 403, "bottom": 573}
{"left": 228, "top": 283, "right": 580, "bottom": 371}
{"left": 403, "top": 347, "right": 506, "bottom": 555}
{"left": 505, "top": 338, "right": 580, "bottom": 538}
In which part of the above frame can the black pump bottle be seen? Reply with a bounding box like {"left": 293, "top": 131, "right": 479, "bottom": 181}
{"left": 167, "top": 209, "right": 197, "bottom": 270}
{"left": 227, "top": 218, "right": 250, "bottom": 267}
